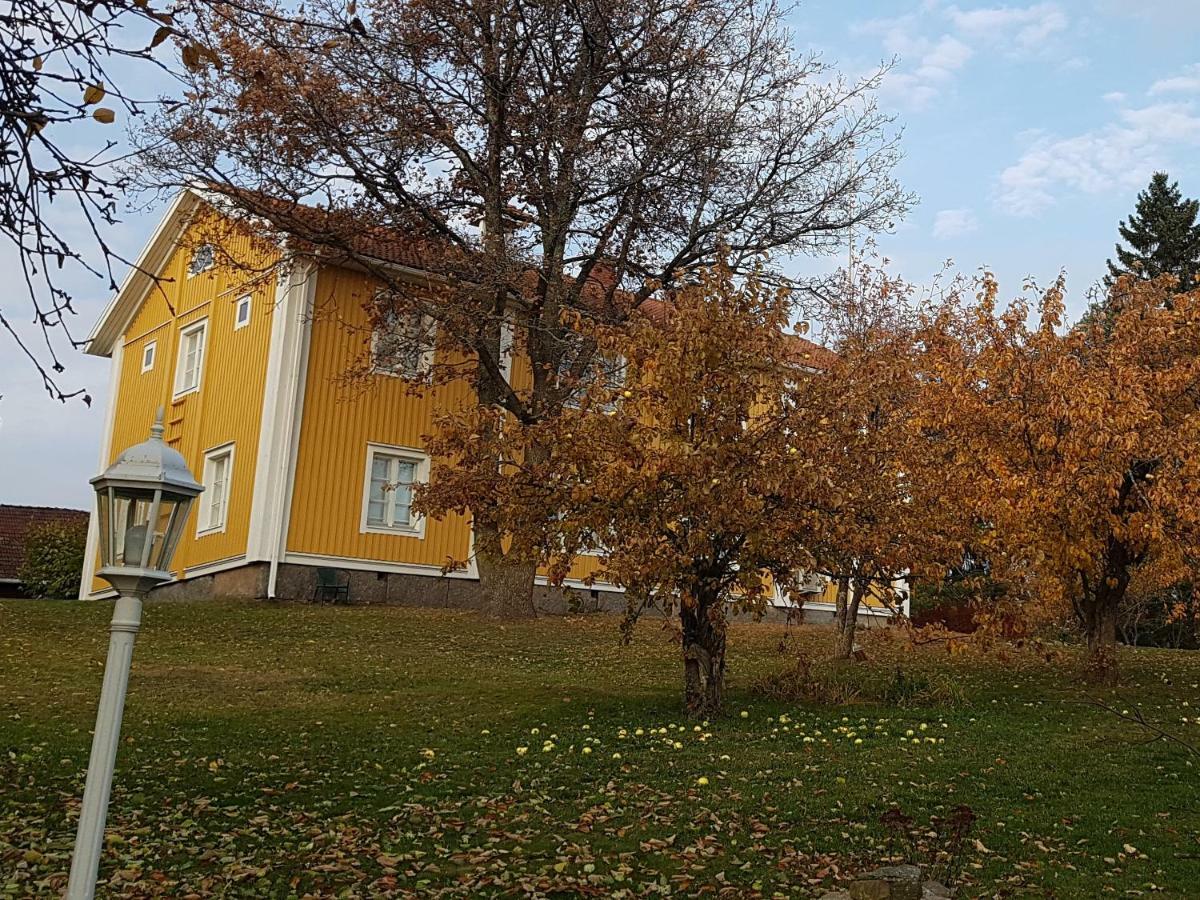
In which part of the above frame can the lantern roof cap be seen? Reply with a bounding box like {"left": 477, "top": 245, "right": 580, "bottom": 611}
{"left": 90, "top": 409, "right": 203, "bottom": 496}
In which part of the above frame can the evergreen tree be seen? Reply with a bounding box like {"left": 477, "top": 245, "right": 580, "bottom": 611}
{"left": 1106, "top": 172, "right": 1200, "bottom": 287}
{"left": 1081, "top": 173, "right": 1200, "bottom": 332}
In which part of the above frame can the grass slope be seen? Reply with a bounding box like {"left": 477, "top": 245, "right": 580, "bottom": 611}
{"left": 1, "top": 599, "right": 1198, "bottom": 897}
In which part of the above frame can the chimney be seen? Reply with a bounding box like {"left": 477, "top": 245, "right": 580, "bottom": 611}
{"left": 586, "top": 258, "right": 619, "bottom": 295}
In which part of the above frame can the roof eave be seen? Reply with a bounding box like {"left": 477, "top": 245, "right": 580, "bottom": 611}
{"left": 85, "top": 188, "right": 205, "bottom": 358}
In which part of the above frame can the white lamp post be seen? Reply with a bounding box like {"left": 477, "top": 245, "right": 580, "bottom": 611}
{"left": 67, "top": 411, "right": 202, "bottom": 900}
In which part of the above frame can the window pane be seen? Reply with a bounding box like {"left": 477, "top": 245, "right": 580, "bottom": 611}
{"left": 367, "top": 456, "right": 390, "bottom": 525}
{"left": 373, "top": 307, "right": 428, "bottom": 376}
{"left": 189, "top": 244, "right": 214, "bottom": 275}
{"left": 202, "top": 452, "right": 230, "bottom": 530}
{"left": 392, "top": 461, "right": 415, "bottom": 525}
{"left": 209, "top": 457, "right": 223, "bottom": 528}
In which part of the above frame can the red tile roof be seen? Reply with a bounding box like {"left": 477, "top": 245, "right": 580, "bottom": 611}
{"left": 208, "top": 188, "right": 836, "bottom": 369}
{"left": 636, "top": 297, "right": 835, "bottom": 370}
{"left": 0, "top": 505, "right": 89, "bottom": 582}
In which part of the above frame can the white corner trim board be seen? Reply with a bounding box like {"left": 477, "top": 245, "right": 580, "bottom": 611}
{"left": 78, "top": 341, "right": 125, "bottom": 600}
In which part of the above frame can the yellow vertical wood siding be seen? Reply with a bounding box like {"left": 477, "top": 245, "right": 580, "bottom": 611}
{"left": 285, "top": 266, "right": 475, "bottom": 570}
{"left": 95, "top": 203, "right": 897, "bottom": 611}
{"left": 92, "top": 213, "right": 280, "bottom": 590}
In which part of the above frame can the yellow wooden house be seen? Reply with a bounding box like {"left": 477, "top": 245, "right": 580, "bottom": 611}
{"left": 81, "top": 189, "right": 905, "bottom": 621}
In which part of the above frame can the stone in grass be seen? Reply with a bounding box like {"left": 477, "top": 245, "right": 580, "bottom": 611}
{"left": 849, "top": 865, "right": 924, "bottom": 900}
{"left": 921, "top": 882, "right": 952, "bottom": 899}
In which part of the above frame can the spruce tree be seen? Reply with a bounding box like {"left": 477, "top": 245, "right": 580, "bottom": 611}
{"left": 1081, "top": 173, "right": 1200, "bottom": 332}
{"left": 1106, "top": 172, "right": 1200, "bottom": 287}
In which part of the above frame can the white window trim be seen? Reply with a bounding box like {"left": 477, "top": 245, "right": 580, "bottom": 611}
{"left": 359, "top": 442, "right": 429, "bottom": 538}
{"left": 197, "top": 442, "right": 235, "bottom": 537}
{"left": 187, "top": 243, "right": 215, "bottom": 278}
{"left": 234, "top": 294, "right": 252, "bottom": 331}
{"left": 562, "top": 350, "right": 628, "bottom": 411}
{"left": 499, "top": 319, "right": 514, "bottom": 385}
{"left": 370, "top": 302, "right": 436, "bottom": 380}
{"left": 141, "top": 340, "right": 156, "bottom": 374}
{"left": 173, "top": 318, "right": 208, "bottom": 399}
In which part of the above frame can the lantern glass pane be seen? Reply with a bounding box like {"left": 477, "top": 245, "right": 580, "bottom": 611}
{"left": 153, "top": 495, "right": 191, "bottom": 571}
{"left": 95, "top": 489, "right": 112, "bottom": 568}
{"left": 111, "top": 487, "right": 157, "bottom": 568}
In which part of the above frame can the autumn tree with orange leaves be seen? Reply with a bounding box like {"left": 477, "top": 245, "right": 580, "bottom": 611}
{"left": 445, "top": 263, "right": 818, "bottom": 714}
{"left": 913, "top": 275, "right": 1200, "bottom": 682}
{"left": 795, "top": 267, "right": 962, "bottom": 659}
{"left": 138, "top": 0, "right": 909, "bottom": 618}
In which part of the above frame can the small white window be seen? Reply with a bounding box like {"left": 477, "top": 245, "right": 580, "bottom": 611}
{"left": 361, "top": 445, "right": 428, "bottom": 536}
{"left": 188, "top": 243, "right": 215, "bottom": 277}
{"left": 141, "top": 341, "right": 156, "bottom": 374}
{"left": 559, "top": 344, "right": 627, "bottom": 411}
{"left": 234, "top": 294, "right": 252, "bottom": 330}
{"left": 371, "top": 299, "right": 435, "bottom": 379}
{"left": 173, "top": 319, "right": 208, "bottom": 398}
{"left": 198, "top": 444, "right": 234, "bottom": 535}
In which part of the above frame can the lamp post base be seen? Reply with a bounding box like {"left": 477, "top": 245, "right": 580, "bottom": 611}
{"left": 66, "top": 591, "right": 144, "bottom": 900}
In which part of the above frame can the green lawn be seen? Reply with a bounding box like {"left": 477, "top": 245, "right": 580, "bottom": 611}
{"left": 1, "top": 600, "right": 1198, "bottom": 897}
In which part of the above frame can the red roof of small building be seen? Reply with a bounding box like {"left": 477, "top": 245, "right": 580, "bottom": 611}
{"left": 0, "top": 505, "right": 89, "bottom": 582}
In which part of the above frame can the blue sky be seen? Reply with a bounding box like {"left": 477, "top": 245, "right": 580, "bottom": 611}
{"left": 3, "top": 0, "right": 1200, "bottom": 508}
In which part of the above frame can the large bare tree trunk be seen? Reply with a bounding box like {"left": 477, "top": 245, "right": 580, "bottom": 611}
{"left": 473, "top": 516, "right": 537, "bottom": 619}
{"left": 467, "top": 329, "right": 540, "bottom": 620}
{"left": 680, "top": 591, "right": 727, "bottom": 716}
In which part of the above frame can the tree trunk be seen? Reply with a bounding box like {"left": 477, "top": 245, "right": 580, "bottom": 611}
{"left": 680, "top": 591, "right": 727, "bottom": 716}
{"left": 468, "top": 349, "right": 542, "bottom": 619}
{"left": 832, "top": 575, "right": 849, "bottom": 651}
{"left": 1083, "top": 598, "right": 1119, "bottom": 684}
{"left": 834, "top": 576, "right": 864, "bottom": 661}
{"left": 1080, "top": 539, "right": 1137, "bottom": 684}
{"left": 472, "top": 515, "right": 537, "bottom": 619}
{"left": 1180, "top": 585, "right": 1199, "bottom": 651}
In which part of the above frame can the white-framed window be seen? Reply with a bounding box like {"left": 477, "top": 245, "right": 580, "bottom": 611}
{"left": 188, "top": 243, "right": 215, "bottom": 277}
{"left": 197, "top": 443, "right": 234, "bottom": 536}
{"left": 233, "top": 294, "right": 252, "bottom": 330}
{"left": 173, "top": 319, "right": 208, "bottom": 398}
{"left": 559, "top": 344, "right": 627, "bottom": 411}
{"left": 553, "top": 510, "right": 608, "bottom": 557}
{"left": 360, "top": 444, "right": 429, "bottom": 537}
{"left": 141, "top": 341, "right": 156, "bottom": 374}
{"left": 371, "top": 299, "right": 435, "bottom": 379}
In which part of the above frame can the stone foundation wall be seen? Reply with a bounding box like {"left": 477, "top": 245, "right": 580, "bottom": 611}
{"left": 146, "top": 560, "right": 895, "bottom": 626}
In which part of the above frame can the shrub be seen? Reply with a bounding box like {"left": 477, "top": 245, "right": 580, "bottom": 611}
{"left": 1119, "top": 583, "right": 1200, "bottom": 649}
{"left": 752, "top": 655, "right": 861, "bottom": 706}
{"left": 752, "top": 656, "right": 963, "bottom": 708}
{"left": 19, "top": 519, "right": 88, "bottom": 599}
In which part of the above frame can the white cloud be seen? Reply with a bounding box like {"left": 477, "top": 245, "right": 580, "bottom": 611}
{"left": 855, "top": 3, "right": 1068, "bottom": 111}
{"left": 1096, "top": 0, "right": 1200, "bottom": 29}
{"left": 996, "top": 100, "right": 1200, "bottom": 216}
{"left": 855, "top": 15, "right": 974, "bottom": 111}
{"left": 1102, "top": 91, "right": 1127, "bottom": 103}
{"left": 947, "top": 3, "right": 1068, "bottom": 51}
{"left": 1149, "top": 63, "right": 1200, "bottom": 95}
{"left": 932, "top": 208, "right": 980, "bottom": 239}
